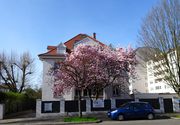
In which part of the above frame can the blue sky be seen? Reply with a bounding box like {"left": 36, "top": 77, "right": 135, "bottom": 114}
{"left": 0, "top": 0, "right": 159, "bottom": 86}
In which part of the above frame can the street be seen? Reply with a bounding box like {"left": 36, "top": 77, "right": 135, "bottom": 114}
{"left": 96, "top": 119, "right": 180, "bottom": 125}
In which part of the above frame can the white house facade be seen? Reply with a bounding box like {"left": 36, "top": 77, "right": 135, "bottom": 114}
{"left": 38, "top": 33, "right": 131, "bottom": 101}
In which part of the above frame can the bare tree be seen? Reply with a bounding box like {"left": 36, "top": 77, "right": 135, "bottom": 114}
{"left": 0, "top": 52, "right": 34, "bottom": 93}
{"left": 139, "top": 0, "right": 180, "bottom": 96}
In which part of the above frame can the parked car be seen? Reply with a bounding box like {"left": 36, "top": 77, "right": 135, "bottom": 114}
{"left": 107, "top": 101, "right": 155, "bottom": 120}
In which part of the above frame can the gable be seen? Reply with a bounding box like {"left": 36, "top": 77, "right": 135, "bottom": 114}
{"left": 73, "top": 37, "right": 100, "bottom": 48}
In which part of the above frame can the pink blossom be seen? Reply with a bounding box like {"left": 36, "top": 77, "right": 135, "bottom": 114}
{"left": 52, "top": 44, "right": 136, "bottom": 97}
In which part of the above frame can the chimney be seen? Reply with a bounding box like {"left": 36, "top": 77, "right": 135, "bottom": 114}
{"left": 93, "top": 32, "right": 96, "bottom": 39}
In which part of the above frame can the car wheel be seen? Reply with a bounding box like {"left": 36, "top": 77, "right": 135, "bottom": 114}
{"left": 147, "top": 113, "right": 154, "bottom": 120}
{"left": 118, "top": 114, "right": 124, "bottom": 121}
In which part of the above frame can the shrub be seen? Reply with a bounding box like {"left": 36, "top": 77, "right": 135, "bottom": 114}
{"left": 0, "top": 91, "right": 36, "bottom": 114}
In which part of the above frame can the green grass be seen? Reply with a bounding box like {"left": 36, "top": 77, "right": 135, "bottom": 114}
{"left": 64, "top": 117, "right": 97, "bottom": 122}
{"left": 174, "top": 115, "right": 180, "bottom": 118}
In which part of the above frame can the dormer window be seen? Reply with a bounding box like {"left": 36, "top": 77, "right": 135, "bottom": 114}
{"left": 57, "top": 43, "right": 66, "bottom": 54}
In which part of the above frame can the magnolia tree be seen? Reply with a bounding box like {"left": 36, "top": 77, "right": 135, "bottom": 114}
{"left": 89, "top": 46, "right": 135, "bottom": 98}
{"left": 52, "top": 45, "right": 135, "bottom": 117}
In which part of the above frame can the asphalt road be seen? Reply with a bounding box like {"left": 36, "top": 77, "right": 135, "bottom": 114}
{"left": 95, "top": 119, "right": 180, "bottom": 125}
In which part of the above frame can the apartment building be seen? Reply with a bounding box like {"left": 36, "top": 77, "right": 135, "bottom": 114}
{"left": 146, "top": 51, "right": 176, "bottom": 93}
{"left": 130, "top": 47, "right": 176, "bottom": 94}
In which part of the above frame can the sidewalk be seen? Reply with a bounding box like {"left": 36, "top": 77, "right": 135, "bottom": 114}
{"left": 0, "top": 113, "right": 105, "bottom": 125}
{"left": 0, "top": 117, "right": 101, "bottom": 125}
{"left": 0, "top": 113, "right": 179, "bottom": 125}
{"left": 0, "top": 117, "right": 64, "bottom": 125}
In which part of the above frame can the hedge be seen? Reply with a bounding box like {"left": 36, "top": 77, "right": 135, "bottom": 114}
{"left": 0, "top": 91, "right": 36, "bottom": 114}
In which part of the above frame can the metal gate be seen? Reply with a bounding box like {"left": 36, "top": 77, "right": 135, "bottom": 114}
{"left": 163, "top": 99, "right": 173, "bottom": 113}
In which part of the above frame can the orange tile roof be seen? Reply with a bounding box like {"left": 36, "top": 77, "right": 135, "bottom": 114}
{"left": 38, "top": 33, "right": 106, "bottom": 57}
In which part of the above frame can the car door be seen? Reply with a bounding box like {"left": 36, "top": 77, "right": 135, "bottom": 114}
{"left": 124, "top": 104, "right": 135, "bottom": 119}
{"left": 133, "top": 103, "right": 145, "bottom": 118}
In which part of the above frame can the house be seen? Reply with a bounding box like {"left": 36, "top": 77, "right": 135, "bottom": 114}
{"left": 38, "top": 33, "right": 130, "bottom": 101}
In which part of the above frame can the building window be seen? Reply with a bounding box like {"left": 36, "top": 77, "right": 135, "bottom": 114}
{"left": 150, "top": 81, "right": 153, "bottom": 84}
{"left": 155, "top": 78, "right": 162, "bottom": 83}
{"left": 113, "top": 85, "right": 122, "bottom": 96}
{"left": 75, "top": 89, "right": 80, "bottom": 96}
{"left": 155, "top": 86, "right": 161, "bottom": 90}
{"left": 83, "top": 89, "right": 88, "bottom": 96}
{"left": 75, "top": 88, "right": 103, "bottom": 97}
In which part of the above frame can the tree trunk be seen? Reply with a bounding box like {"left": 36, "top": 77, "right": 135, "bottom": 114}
{"left": 78, "top": 90, "right": 82, "bottom": 117}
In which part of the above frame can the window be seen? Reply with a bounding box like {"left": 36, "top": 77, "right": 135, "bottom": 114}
{"left": 73, "top": 38, "right": 89, "bottom": 48}
{"left": 113, "top": 85, "right": 121, "bottom": 96}
{"left": 155, "top": 86, "right": 161, "bottom": 90}
{"left": 155, "top": 78, "right": 162, "bottom": 83}
{"left": 75, "top": 88, "right": 103, "bottom": 97}
{"left": 83, "top": 89, "right": 88, "bottom": 96}
{"left": 75, "top": 89, "right": 80, "bottom": 96}
{"left": 150, "top": 81, "right": 153, "bottom": 84}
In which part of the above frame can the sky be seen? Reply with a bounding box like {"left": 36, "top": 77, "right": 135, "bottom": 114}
{"left": 0, "top": 0, "right": 160, "bottom": 87}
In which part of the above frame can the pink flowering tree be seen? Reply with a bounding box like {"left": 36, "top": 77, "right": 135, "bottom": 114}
{"left": 52, "top": 45, "right": 135, "bottom": 117}
{"left": 89, "top": 46, "right": 136, "bottom": 98}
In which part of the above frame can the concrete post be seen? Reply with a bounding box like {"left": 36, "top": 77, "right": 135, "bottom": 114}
{"left": 159, "top": 97, "right": 164, "bottom": 113}
{"left": 36, "top": 99, "right": 42, "bottom": 118}
{"left": 60, "top": 100, "right": 65, "bottom": 113}
{"left": 111, "top": 98, "right": 116, "bottom": 109}
{"left": 172, "top": 97, "right": 180, "bottom": 113}
{"left": 0, "top": 104, "right": 4, "bottom": 120}
{"left": 86, "top": 98, "right": 91, "bottom": 113}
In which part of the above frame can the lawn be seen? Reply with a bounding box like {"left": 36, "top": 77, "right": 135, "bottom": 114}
{"left": 64, "top": 117, "right": 98, "bottom": 122}
{"left": 174, "top": 115, "right": 180, "bottom": 118}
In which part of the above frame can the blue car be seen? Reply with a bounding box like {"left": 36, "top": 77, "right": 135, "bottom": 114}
{"left": 108, "top": 102, "right": 155, "bottom": 120}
